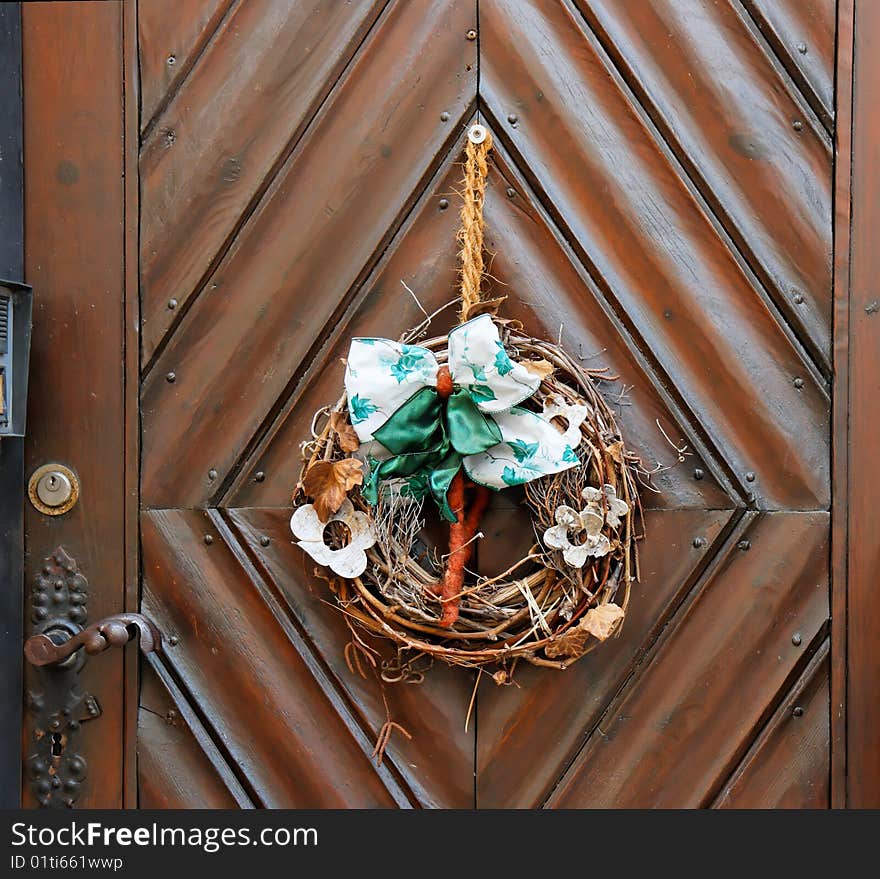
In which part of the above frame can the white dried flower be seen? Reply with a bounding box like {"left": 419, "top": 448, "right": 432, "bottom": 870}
{"left": 290, "top": 499, "right": 376, "bottom": 578}
{"left": 543, "top": 502, "right": 611, "bottom": 567}
{"left": 541, "top": 394, "right": 590, "bottom": 448}
{"left": 582, "top": 483, "right": 629, "bottom": 530}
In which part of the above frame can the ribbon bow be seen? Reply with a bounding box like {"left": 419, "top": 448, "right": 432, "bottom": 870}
{"left": 344, "top": 314, "right": 579, "bottom": 521}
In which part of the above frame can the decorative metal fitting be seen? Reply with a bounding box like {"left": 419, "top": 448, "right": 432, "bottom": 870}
{"left": 468, "top": 124, "right": 488, "bottom": 145}
{"left": 25, "top": 548, "right": 162, "bottom": 808}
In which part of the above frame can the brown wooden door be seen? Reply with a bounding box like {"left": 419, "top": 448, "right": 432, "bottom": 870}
{"left": 24, "top": 0, "right": 870, "bottom": 808}
{"left": 134, "top": 0, "right": 833, "bottom": 808}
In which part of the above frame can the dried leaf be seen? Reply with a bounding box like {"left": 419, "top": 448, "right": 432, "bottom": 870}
{"left": 545, "top": 603, "right": 625, "bottom": 659}
{"left": 544, "top": 625, "right": 589, "bottom": 659}
{"left": 302, "top": 458, "right": 364, "bottom": 522}
{"left": 522, "top": 358, "right": 555, "bottom": 381}
{"left": 330, "top": 410, "right": 361, "bottom": 453}
{"left": 605, "top": 441, "right": 625, "bottom": 464}
{"left": 581, "top": 603, "right": 625, "bottom": 641}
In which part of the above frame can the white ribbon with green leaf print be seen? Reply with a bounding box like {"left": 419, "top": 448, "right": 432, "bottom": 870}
{"left": 344, "top": 314, "right": 579, "bottom": 520}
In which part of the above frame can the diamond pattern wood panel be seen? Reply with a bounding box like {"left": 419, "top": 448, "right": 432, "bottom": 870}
{"left": 137, "top": 0, "right": 833, "bottom": 808}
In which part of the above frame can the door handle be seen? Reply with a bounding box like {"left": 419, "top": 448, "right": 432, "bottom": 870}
{"left": 24, "top": 613, "right": 162, "bottom": 668}
{"left": 24, "top": 547, "right": 163, "bottom": 807}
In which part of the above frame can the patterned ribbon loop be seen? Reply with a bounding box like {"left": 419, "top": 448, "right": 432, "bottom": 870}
{"left": 346, "top": 315, "right": 579, "bottom": 519}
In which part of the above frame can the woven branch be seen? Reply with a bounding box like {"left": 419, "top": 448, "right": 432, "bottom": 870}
{"left": 297, "top": 323, "right": 645, "bottom": 675}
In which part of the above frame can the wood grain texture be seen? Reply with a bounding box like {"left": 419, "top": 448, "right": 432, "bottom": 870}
{"left": 715, "top": 642, "right": 829, "bottom": 809}
{"left": 477, "top": 509, "right": 734, "bottom": 808}
{"left": 228, "top": 507, "right": 474, "bottom": 808}
{"left": 131, "top": 0, "right": 839, "bottom": 809}
{"left": 141, "top": 508, "right": 403, "bottom": 808}
{"left": 141, "top": 0, "right": 476, "bottom": 509}
{"left": 123, "top": 0, "right": 141, "bottom": 809}
{"left": 744, "top": 0, "right": 835, "bottom": 126}
{"left": 228, "top": 148, "right": 733, "bottom": 511}
{"left": 138, "top": 659, "right": 247, "bottom": 809}
{"left": 0, "top": 1, "right": 23, "bottom": 807}
{"left": 138, "top": 0, "right": 232, "bottom": 133}
{"left": 139, "top": 0, "right": 386, "bottom": 364}
{"left": 22, "top": 0, "right": 125, "bottom": 808}
{"left": 575, "top": 0, "right": 833, "bottom": 370}
{"left": 830, "top": 0, "right": 854, "bottom": 810}
{"left": 481, "top": 0, "right": 829, "bottom": 511}
{"left": 549, "top": 512, "right": 829, "bottom": 807}
{"left": 846, "top": 0, "right": 880, "bottom": 807}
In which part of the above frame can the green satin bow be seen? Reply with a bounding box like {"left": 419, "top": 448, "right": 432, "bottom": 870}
{"left": 361, "top": 386, "right": 502, "bottom": 521}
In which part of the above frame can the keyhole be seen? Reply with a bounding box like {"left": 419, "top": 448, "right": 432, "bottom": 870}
{"left": 51, "top": 732, "right": 64, "bottom": 757}
{"left": 47, "top": 475, "right": 58, "bottom": 490}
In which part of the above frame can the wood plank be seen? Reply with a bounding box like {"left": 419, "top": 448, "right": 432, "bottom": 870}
{"left": 225, "top": 146, "right": 466, "bottom": 508}
{"left": 141, "top": 508, "right": 403, "bottom": 808}
{"left": 477, "top": 509, "right": 734, "bottom": 808}
{"left": 575, "top": 0, "right": 832, "bottom": 370}
{"left": 548, "top": 512, "right": 829, "bottom": 807}
{"left": 139, "top": 0, "right": 386, "bottom": 364}
{"left": 0, "top": 3, "right": 22, "bottom": 279}
{"left": 830, "top": 0, "right": 854, "bottom": 810}
{"left": 227, "top": 149, "right": 735, "bottom": 511}
{"left": 715, "top": 642, "right": 829, "bottom": 809}
{"left": 22, "top": 0, "right": 125, "bottom": 808}
{"left": 138, "top": 659, "right": 248, "bottom": 809}
{"left": 141, "top": 0, "right": 476, "bottom": 509}
{"left": 846, "top": 0, "right": 880, "bottom": 808}
{"left": 228, "top": 507, "right": 475, "bottom": 808}
{"left": 744, "top": 0, "right": 835, "bottom": 126}
{"left": 481, "top": 0, "right": 830, "bottom": 511}
{"left": 123, "top": 0, "right": 141, "bottom": 809}
{"left": 0, "top": 1, "right": 23, "bottom": 807}
{"left": 138, "top": 0, "right": 232, "bottom": 133}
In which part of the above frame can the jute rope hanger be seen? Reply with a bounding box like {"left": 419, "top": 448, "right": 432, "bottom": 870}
{"left": 458, "top": 123, "right": 493, "bottom": 323}
{"left": 435, "top": 122, "right": 496, "bottom": 627}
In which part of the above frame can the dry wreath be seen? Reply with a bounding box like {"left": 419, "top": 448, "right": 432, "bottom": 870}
{"left": 289, "top": 125, "right": 645, "bottom": 752}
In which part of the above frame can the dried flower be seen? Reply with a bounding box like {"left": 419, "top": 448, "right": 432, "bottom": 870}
{"left": 290, "top": 499, "right": 376, "bottom": 578}
{"left": 541, "top": 393, "right": 589, "bottom": 448}
{"left": 582, "top": 483, "right": 629, "bottom": 529}
{"left": 543, "top": 503, "right": 611, "bottom": 567}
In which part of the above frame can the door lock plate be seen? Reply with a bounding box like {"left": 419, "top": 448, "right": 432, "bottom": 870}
{"left": 28, "top": 463, "right": 79, "bottom": 516}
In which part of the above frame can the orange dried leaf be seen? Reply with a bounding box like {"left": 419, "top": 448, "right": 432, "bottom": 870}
{"left": 302, "top": 458, "right": 364, "bottom": 522}
{"left": 523, "top": 358, "right": 555, "bottom": 381}
{"left": 330, "top": 411, "right": 361, "bottom": 453}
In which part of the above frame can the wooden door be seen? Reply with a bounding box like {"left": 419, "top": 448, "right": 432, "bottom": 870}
{"left": 21, "top": 0, "right": 875, "bottom": 808}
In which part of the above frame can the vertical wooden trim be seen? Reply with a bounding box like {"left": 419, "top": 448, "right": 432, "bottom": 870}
{"left": 0, "top": 1, "right": 23, "bottom": 808}
{"left": 122, "top": 0, "right": 141, "bottom": 809}
{"left": 845, "top": 0, "right": 880, "bottom": 808}
{"left": 22, "top": 0, "right": 126, "bottom": 808}
{"left": 831, "top": 0, "right": 854, "bottom": 810}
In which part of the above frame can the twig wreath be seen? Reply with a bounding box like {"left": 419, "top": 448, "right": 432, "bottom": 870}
{"left": 292, "top": 125, "right": 644, "bottom": 688}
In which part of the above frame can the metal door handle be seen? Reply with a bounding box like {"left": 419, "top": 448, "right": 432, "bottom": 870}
{"left": 24, "top": 613, "right": 162, "bottom": 668}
